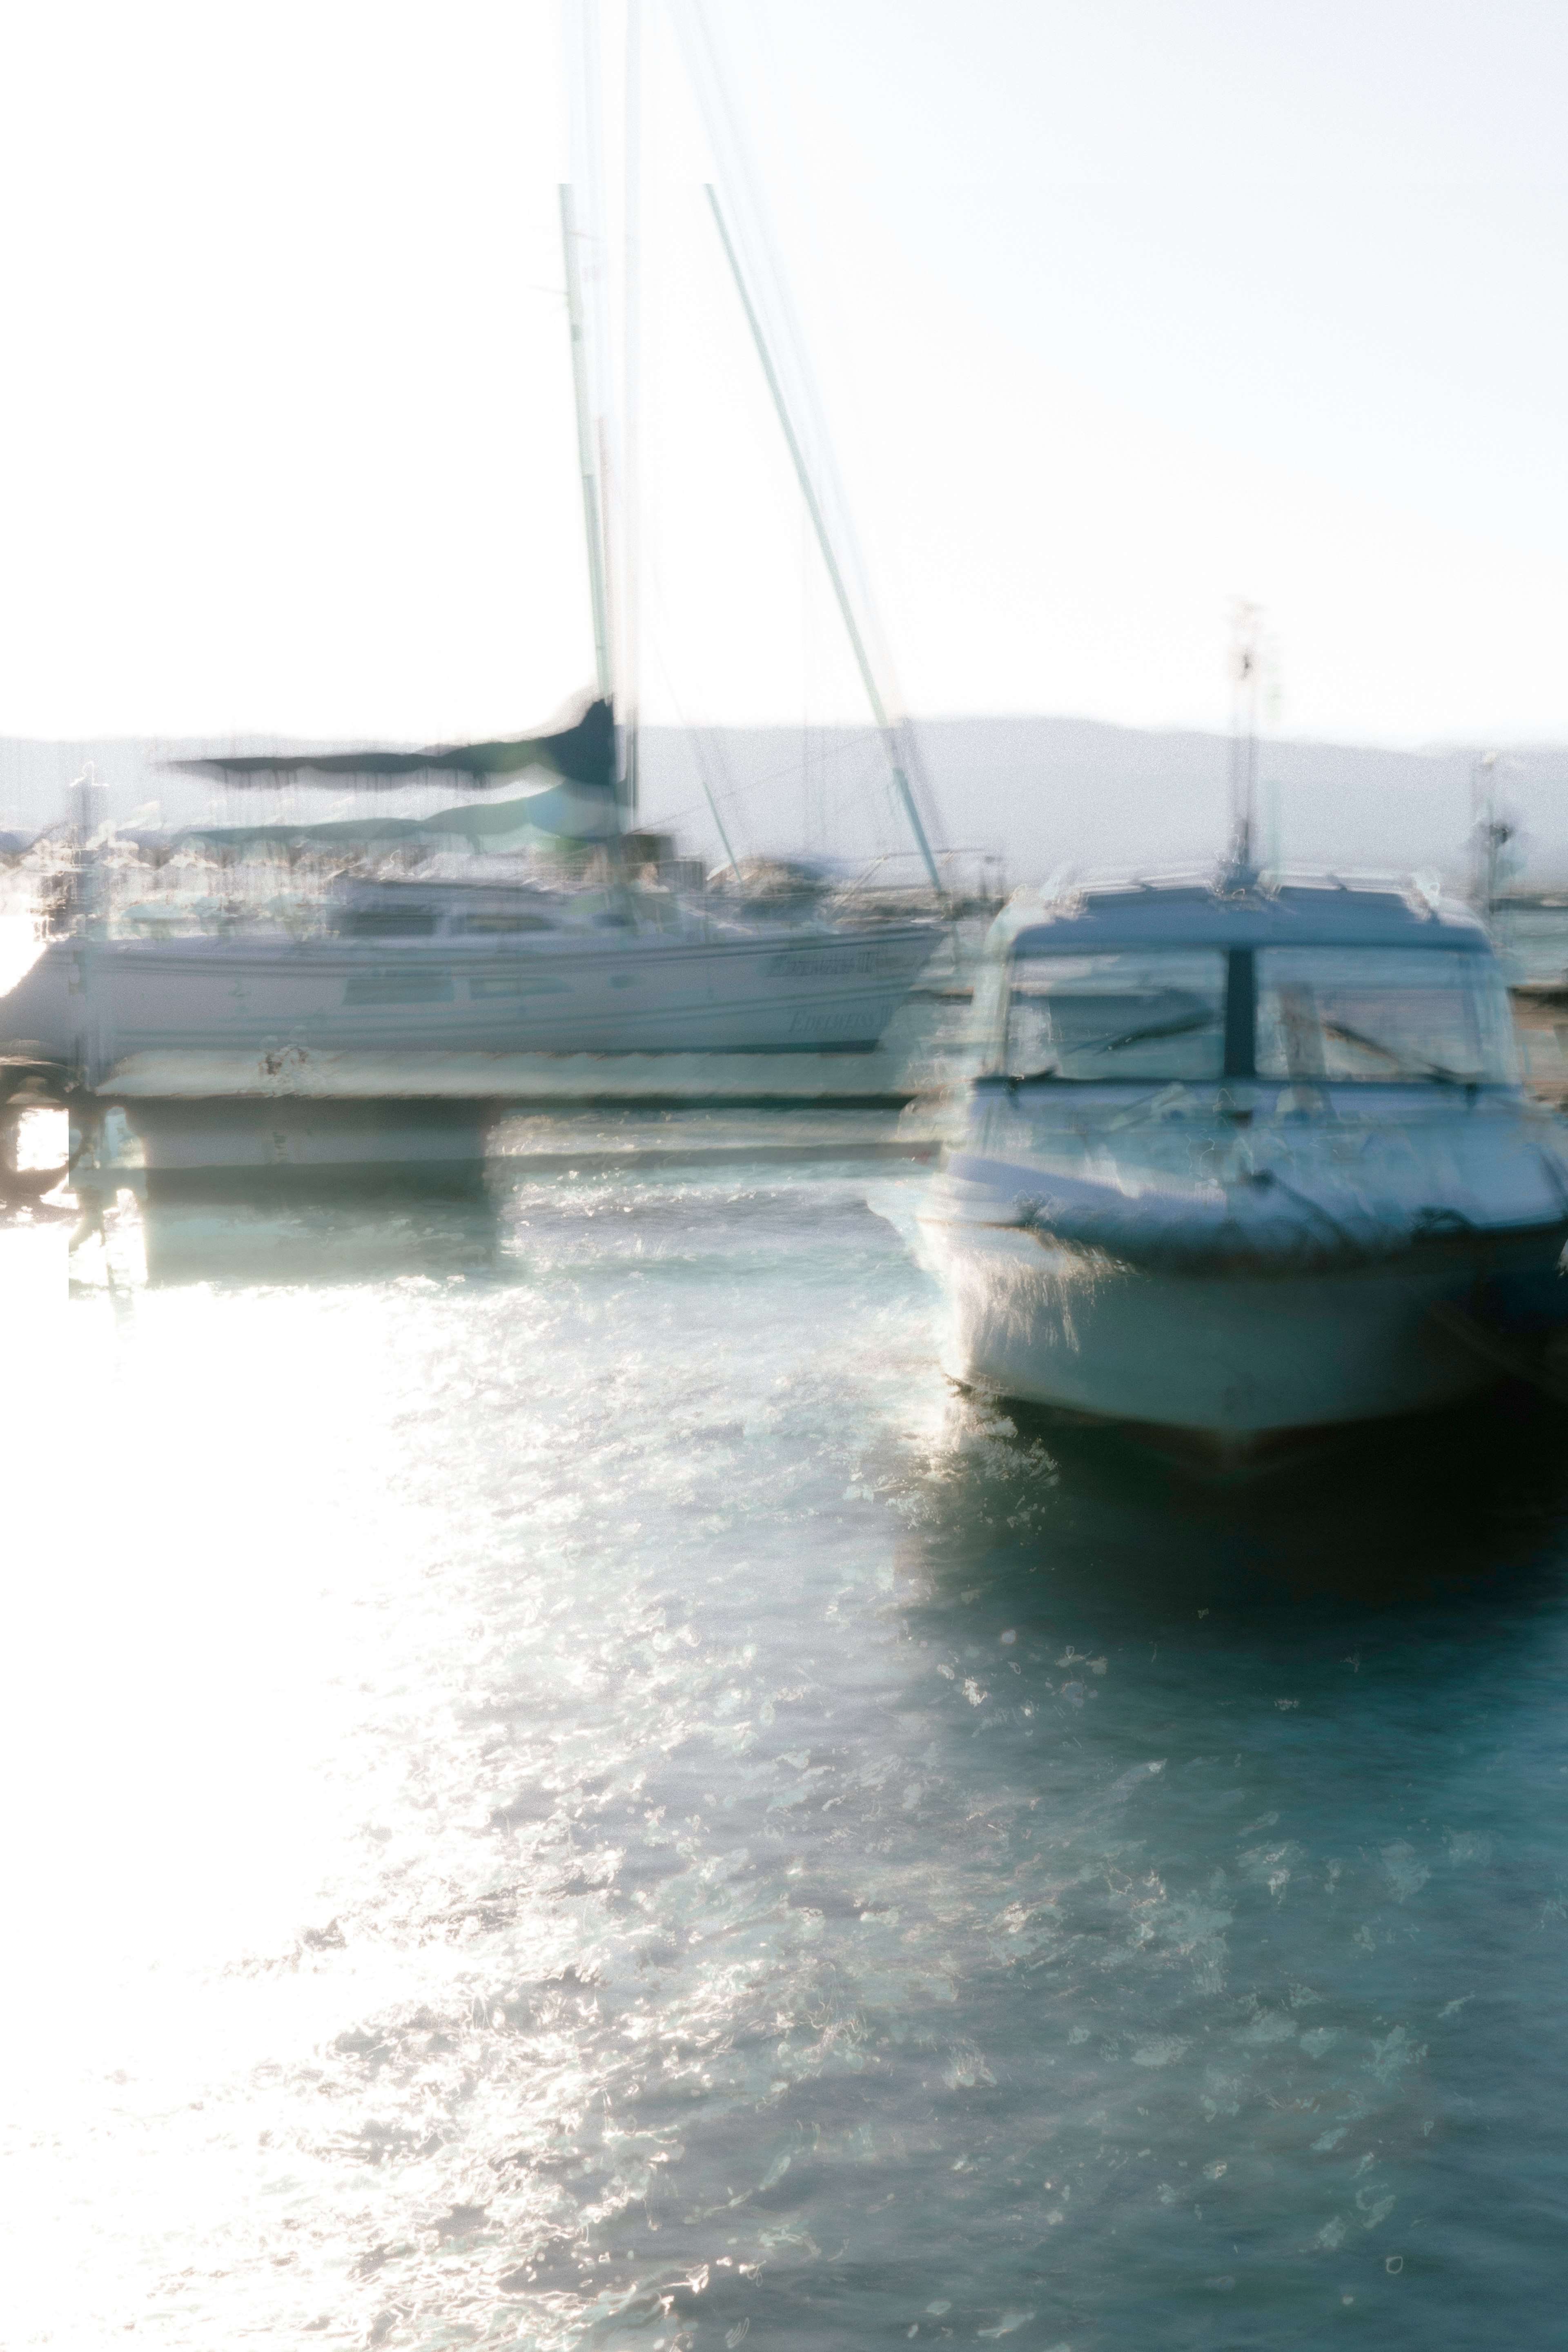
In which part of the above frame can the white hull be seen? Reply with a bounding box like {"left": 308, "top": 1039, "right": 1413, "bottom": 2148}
{"left": 921, "top": 1212, "right": 1529, "bottom": 1440}
{"left": 920, "top": 1091, "right": 1568, "bottom": 1445}
{"left": 927, "top": 869, "right": 1568, "bottom": 1451}
{"left": 0, "top": 923, "right": 938, "bottom": 1068}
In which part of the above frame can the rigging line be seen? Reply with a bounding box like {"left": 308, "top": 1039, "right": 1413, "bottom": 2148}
{"left": 695, "top": 771, "right": 741, "bottom": 878}
{"left": 634, "top": 570, "right": 745, "bottom": 869}
{"left": 704, "top": 184, "right": 943, "bottom": 898}
{"left": 679, "top": 2, "right": 877, "bottom": 636}
{"left": 644, "top": 751, "right": 873, "bottom": 813}
{"left": 594, "top": 414, "right": 628, "bottom": 825}
{"left": 565, "top": 0, "right": 610, "bottom": 423}
{"left": 559, "top": 186, "right": 613, "bottom": 703}
{"left": 641, "top": 631, "right": 744, "bottom": 878}
{"left": 621, "top": 0, "right": 642, "bottom": 827}
{"left": 633, "top": 516, "right": 756, "bottom": 861}
{"left": 684, "top": 726, "right": 746, "bottom": 867}
{"left": 741, "top": 741, "right": 893, "bottom": 792}
{"left": 802, "top": 497, "right": 818, "bottom": 855}
{"left": 675, "top": 3, "right": 945, "bottom": 853}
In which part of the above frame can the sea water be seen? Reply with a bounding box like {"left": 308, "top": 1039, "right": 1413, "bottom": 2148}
{"left": 4, "top": 1124, "right": 1568, "bottom": 2349}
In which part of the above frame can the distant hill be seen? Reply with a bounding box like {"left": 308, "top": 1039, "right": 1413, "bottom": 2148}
{"left": 641, "top": 717, "right": 1568, "bottom": 890}
{"left": 3, "top": 714, "right": 1563, "bottom": 888}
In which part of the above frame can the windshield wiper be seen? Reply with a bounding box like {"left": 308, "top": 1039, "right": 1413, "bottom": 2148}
{"left": 1006, "top": 1007, "right": 1219, "bottom": 1082}
{"left": 1094, "top": 1008, "right": 1221, "bottom": 1055}
{"left": 1319, "top": 1018, "right": 1468, "bottom": 1086}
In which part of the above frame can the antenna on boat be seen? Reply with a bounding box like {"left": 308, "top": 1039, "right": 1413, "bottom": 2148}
{"left": 1469, "top": 748, "right": 1514, "bottom": 916}
{"left": 559, "top": 185, "right": 614, "bottom": 711}
{"left": 1226, "top": 600, "right": 1264, "bottom": 884}
{"left": 702, "top": 184, "right": 944, "bottom": 903}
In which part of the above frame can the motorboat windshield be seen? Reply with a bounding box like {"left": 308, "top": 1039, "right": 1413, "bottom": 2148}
{"left": 1005, "top": 949, "right": 1229, "bottom": 1082}
{"left": 1253, "top": 946, "right": 1517, "bottom": 1086}
{"left": 991, "top": 883, "right": 1521, "bottom": 1089}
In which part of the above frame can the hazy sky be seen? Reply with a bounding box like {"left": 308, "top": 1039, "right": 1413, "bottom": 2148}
{"left": 2, "top": 0, "right": 1566, "bottom": 749}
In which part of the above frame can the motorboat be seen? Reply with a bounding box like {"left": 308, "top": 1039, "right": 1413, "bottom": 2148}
{"left": 918, "top": 869, "right": 1568, "bottom": 1458}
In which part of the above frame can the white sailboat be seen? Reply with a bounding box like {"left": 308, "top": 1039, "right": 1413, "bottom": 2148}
{"left": 0, "top": 869, "right": 935, "bottom": 1068}
{"left": 0, "top": 167, "right": 942, "bottom": 1091}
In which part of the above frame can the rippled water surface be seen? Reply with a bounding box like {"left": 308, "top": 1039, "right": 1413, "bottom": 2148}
{"left": 6, "top": 1121, "right": 1568, "bottom": 2349}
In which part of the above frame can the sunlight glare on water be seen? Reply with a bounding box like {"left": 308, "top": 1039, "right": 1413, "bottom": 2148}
{"left": 5, "top": 1142, "right": 1568, "bottom": 2349}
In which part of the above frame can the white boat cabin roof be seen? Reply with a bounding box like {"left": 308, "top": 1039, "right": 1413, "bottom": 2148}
{"left": 996, "top": 874, "right": 1493, "bottom": 959}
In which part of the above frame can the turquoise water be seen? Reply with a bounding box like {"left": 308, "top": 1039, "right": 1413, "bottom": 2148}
{"left": 6, "top": 1128, "right": 1568, "bottom": 2348}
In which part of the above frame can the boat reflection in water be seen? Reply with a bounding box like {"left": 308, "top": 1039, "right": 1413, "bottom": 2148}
{"left": 921, "top": 869, "right": 1568, "bottom": 1466}
{"left": 71, "top": 1099, "right": 501, "bottom": 1288}
{"left": 69, "top": 1097, "right": 947, "bottom": 1289}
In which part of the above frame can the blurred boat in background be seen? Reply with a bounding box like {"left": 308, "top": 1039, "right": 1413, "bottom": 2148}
{"left": 0, "top": 147, "right": 958, "bottom": 1122}
{"left": 0, "top": 866, "right": 937, "bottom": 1070}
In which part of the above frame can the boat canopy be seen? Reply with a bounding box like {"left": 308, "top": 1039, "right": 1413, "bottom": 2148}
{"left": 1003, "top": 878, "right": 1492, "bottom": 959}
{"left": 166, "top": 695, "right": 616, "bottom": 793}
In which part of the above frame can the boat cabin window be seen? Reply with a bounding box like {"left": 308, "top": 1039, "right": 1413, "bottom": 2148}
{"left": 1004, "top": 949, "right": 1229, "bottom": 1081}
{"left": 338, "top": 905, "right": 440, "bottom": 938}
{"left": 455, "top": 913, "right": 557, "bottom": 934}
{"left": 1254, "top": 946, "right": 1517, "bottom": 1084}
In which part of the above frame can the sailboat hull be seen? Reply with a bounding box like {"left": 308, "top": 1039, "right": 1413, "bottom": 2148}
{"left": 0, "top": 923, "right": 938, "bottom": 1068}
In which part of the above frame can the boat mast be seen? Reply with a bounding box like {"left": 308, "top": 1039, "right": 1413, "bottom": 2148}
{"left": 620, "top": 0, "right": 642, "bottom": 829}
{"left": 704, "top": 183, "right": 943, "bottom": 899}
{"left": 559, "top": 184, "right": 614, "bottom": 708}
